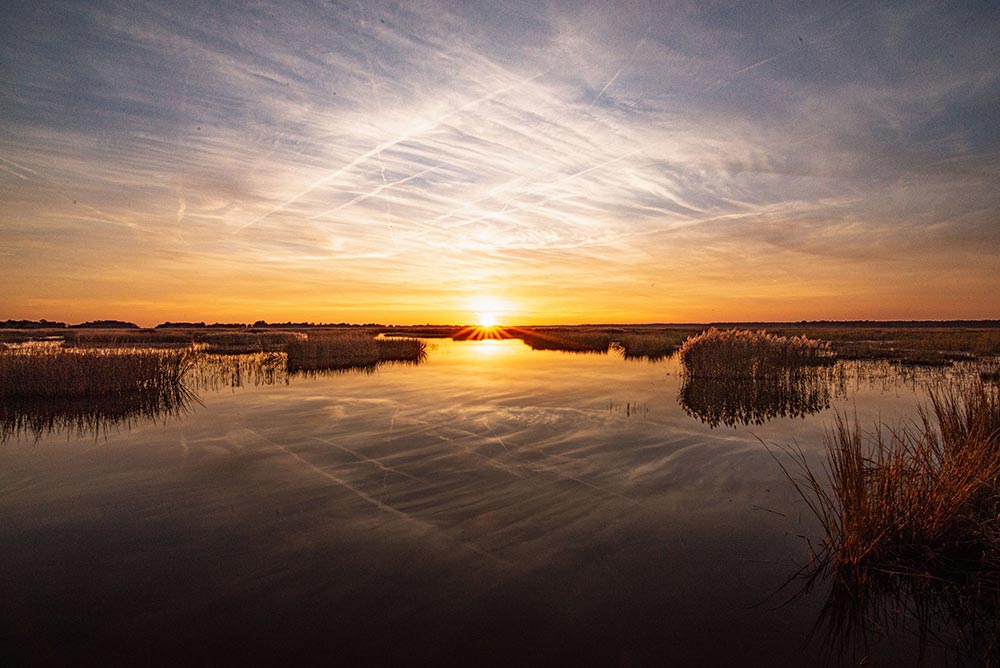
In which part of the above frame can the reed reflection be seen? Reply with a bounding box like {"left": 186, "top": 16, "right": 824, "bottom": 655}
{"left": 678, "top": 370, "right": 838, "bottom": 428}
{"left": 799, "top": 554, "right": 1000, "bottom": 666}
{"left": 0, "top": 345, "right": 428, "bottom": 442}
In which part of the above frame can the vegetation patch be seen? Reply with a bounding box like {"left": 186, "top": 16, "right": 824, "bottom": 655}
{"left": 285, "top": 333, "right": 426, "bottom": 372}
{"left": 771, "top": 380, "right": 1000, "bottom": 662}
{"left": 679, "top": 327, "right": 833, "bottom": 378}
{"left": 0, "top": 343, "right": 194, "bottom": 398}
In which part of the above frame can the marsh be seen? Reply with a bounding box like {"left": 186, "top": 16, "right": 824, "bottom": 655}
{"left": 1, "top": 334, "right": 995, "bottom": 666}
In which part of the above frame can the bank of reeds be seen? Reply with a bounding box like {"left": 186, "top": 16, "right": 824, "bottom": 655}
{"left": 517, "top": 328, "right": 613, "bottom": 353}
{"left": 285, "top": 333, "right": 426, "bottom": 372}
{"left": 197, "top": 331, "right": 304, "bottom": 354}
{"left": 778, "top": 380, "right": 1000, "bottom": 582}
{"left": 615, "top": 330, "right": 696, "bottom": 360}
{"left": 680, "top": 328, "right": 833, "bottom": 378}
{"left": 0, "top": 343, "right": 195, "bottom": 397}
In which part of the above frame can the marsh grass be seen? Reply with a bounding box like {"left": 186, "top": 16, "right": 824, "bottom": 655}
{"left": 285, "top": 333, "right": 426, "bottom": 372}
{"left": 781, "top": 381, "right": 1000, "bottom": 577}
{"left": 197, "top": 331, "right": 305, "bottom": 354}
{"left": 516, "top": 328, "right": 613, "bottom": 353}
{"left": 185, "top": 352, "right": 289, "bottom": 391}
{"left": 0, "top": 343, "right": 197, "bottom": 441}
{"left": 0, "top": 342, "right": 195, "bottom": 397}
{"left": 768, "top": 379, "right": 1000, "bottom": 663}
{"left": 680, "top": 328, "right": 833, "bottom": 378}
{"left": 615, "top": 330, "right": 697, "bottom": 360}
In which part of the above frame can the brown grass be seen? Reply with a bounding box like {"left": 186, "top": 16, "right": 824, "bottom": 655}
{"left": 0, "top": 343, "right": 194, "bottom": 397}
{"left": 285, "top": 333, "right": 426, "bottom": 372}
{"left": 776, "top": 380, "right": 1000, "bottom": 581}
{"left": 0, "top": 343, "right": 196, "bottom": 441}
{"left": 680, "top": 328, "right": 833, "bottom": 378}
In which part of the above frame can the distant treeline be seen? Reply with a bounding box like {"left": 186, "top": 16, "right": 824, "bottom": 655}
{"left": 0, "top": 319, "right": 139, "bottom": 329}
{"left": 0, "top": 319, "right": 68, "bottom": 329}
{"left": 4, "top": 318, "right": 1000, "bottom": 330}
{"left": 155, "top": 321, "right": 385, "bottom": 329}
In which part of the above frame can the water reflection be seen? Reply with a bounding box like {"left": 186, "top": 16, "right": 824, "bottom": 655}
{"left": 0, "top": 350, "right": 427, "bottom": 442}
{"left": 0, "top": 385, "right": 196, "bottom": 443}
{"left": 1, "top": 337, "right": 992, "bottom": 666}
{"left": 678, "top": 369, "right": 843, "bottom": 428}
{"left": 800, "top": 564, "right": 1000, "bottom": 667}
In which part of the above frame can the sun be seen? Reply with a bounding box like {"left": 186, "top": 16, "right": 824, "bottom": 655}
{"left": 467, "top": 295, "right": 510, "bottom": 328}
{"left": 477, "top": 312, "right": 499, "bottom": 328}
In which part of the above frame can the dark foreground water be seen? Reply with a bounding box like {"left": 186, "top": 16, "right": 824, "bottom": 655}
{"left": 0, "top": 339, "right": 991, "bottom": 666}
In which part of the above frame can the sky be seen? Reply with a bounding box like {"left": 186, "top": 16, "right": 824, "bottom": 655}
{"left": 1, "top": 0, "right": 998, "bottom": 326}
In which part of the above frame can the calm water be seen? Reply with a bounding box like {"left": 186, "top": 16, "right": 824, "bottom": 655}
{"left": 0, "top": 339, "right": 987, "bottom": 666}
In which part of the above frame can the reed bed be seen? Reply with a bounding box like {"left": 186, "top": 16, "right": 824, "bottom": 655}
{"left": 0, "top": 343, "right": 195, "bottom": 397}
{"left": 196, "top": 331, "right": 305, "bottom": 354}
{"left": 61, "top": 329, "right": 195, "bottom": 348}
{"left": 771, "top": 380, "right": 1000, "bottom": 664}
{"left": 285, "top": 333, "right": 426, "bottom": 372}
{"left": 184, "top": 352, "right": 289, "bottom": 391}
{"left": 679, "top": 327, "right": 833, "bottom": 378}
{"left": 778, "top": 380, "right": 1000, "bottom": 582}
{"left": 614, "top": 330, "right": 696, "bottom": 360}
{"left": 517, "top": 328, "right": 613, "bottom": 353}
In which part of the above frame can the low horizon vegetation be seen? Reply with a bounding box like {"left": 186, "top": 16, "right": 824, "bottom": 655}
{"left": 1, "top": 323, "right": 999, "bottom": 366}
{"left": 680, "top": 328, "right": 834, "bottom": 378}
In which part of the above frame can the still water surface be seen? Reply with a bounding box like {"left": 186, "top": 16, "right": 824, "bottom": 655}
{"left": 0, "top": 339, "right": 983, "bottom": 666}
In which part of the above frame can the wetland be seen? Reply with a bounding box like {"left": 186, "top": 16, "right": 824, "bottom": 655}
{"left": 1, "top": 326, "right": 999, "bottom": 666}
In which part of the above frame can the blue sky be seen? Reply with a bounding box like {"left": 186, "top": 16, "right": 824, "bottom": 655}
{"left": 2, "top": 0, "right": 998, "bottom": 324}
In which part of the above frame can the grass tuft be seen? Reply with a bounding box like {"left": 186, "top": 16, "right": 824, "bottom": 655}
{"left": 679, "top": 327, "right": 833, "bottom": 378}
{"left": 0, "top": 342, "right": 194, "bottom": 397}
{"left": 285, "top": 333, "right": 426, "bottom": 372}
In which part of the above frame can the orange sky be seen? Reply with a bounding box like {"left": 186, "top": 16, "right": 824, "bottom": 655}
{"left": 2, "top": 1, "right": 998, "bottom": 326}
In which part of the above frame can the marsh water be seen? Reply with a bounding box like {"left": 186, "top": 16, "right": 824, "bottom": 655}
{"left": 0, "top": 339, "right": 991, "bottom": 666}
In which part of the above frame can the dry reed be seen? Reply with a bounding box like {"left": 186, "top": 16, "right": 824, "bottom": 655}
{"left": 285, "top": 333, "right": 426, "bottom": 372}
{"left": 0, "top": 343, "right": 194, "bottom": 397}
{"left": 776, "top": 380, "right": 1000, "bottom": 581}
{"left": 680, "top": 327, "right": 833, "bottom": 378}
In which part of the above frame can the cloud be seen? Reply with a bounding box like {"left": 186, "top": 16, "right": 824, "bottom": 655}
{"left": 1, "top": 0, "right": 998, "bottom": 323}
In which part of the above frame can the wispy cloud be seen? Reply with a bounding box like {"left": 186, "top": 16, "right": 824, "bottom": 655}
{"left": 1, "top": 0, "right": 998, "bottom": 323}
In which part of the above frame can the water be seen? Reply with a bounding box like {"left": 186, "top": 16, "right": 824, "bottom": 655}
{"left": 0, "top": 339, "right": 987, "bottom": 666}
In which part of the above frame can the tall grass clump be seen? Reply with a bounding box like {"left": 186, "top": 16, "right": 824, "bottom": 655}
{"left": 0, "top": 343, "right": 195, "bottom": 397}
{"left": 615, "top": 330, "right": 696, "bottom": 360}
{"left": 781, "top": 380, "right": 1000, "bottom": 580}
{"left": 285, "top": 333, "right": 426, "bottom": 372}
{"left": 0, "top": 343, "right": 197, "bottom": 441}
{"left": 517, "top": 329, "right": 612, "bottom": 353}
{"left": 680, "top": 328, "right": 833, "bottom": 378}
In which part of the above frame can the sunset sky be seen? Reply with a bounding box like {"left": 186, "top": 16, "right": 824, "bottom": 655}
{"left": 2, "top": 0, "right": 998, "bottom": 326}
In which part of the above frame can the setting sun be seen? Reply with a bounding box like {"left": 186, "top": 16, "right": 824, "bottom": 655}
{"left": 477, "top": 312, "right": 499, "bottom": 328}
{"left": 467, "top": 296, "right": 512, "bottom": 328}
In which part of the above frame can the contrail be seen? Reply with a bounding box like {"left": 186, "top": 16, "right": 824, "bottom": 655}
{"left": 731, "top": 51, "right": 789, "bottom": 76}
{"left": 307, "top": 163, "right": 441, "bottom": 220}
{"left": 0, "top": 155, "right": 38, "bottom": 175}
{"left": 588, "top": 29, "right": 647, "bottom": 108}
{"left": 436, "top": 148, "right": 642, "bottom": 229}
{"left": 237, "top": 69, "right": 550, "bottom": 231}
{"left": 0, "top": 164, "right": 27, "bottom": 180}
{"left": 588, "top": 68, "right": 622, "bottom": 108}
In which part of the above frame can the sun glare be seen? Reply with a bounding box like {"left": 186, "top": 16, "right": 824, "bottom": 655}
{"left": 467, "top": 295, "right": 511, "bottom": 329}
